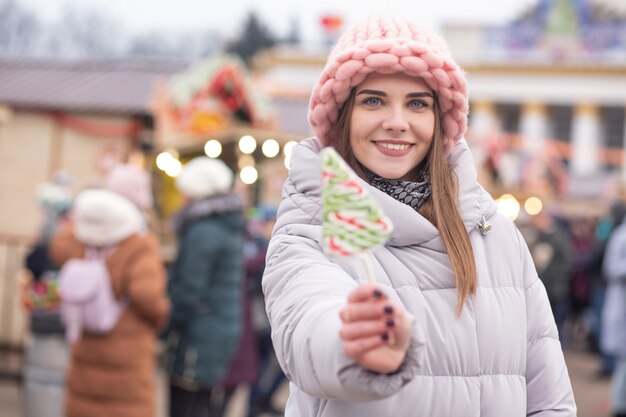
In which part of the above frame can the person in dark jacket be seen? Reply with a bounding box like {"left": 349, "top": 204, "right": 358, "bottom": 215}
{"left": 24, "top": 173, "right": 74, "bottom": 330}
{"left": 212, "top": 207, "right": 270, "bottom": 416}
{"left": 164, "top": 156, "right": 245, "bottom": 417}
{"left": 245, "top": 206, "right": 285, "bottom": 417}
{"left": 531, "top": 208, "right": 572, "bottom": 341}
{"left": 22, "top": 173, "right": 73, "bottom": 417}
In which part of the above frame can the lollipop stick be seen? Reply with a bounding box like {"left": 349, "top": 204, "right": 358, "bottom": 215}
{"left": 360, "top": 253, "right": 395, "bottom": 345}
{"left": 360, "top": 252, "right": 376, "bottom": 283}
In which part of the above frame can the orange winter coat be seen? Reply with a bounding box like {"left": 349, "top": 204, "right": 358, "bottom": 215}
{"left": 51, "top": 225, "right": 170, "bottom": 417}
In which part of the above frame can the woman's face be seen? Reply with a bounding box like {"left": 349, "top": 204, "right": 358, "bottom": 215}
{"left": 349, "top": 72, "right": 435, "bottom": 180}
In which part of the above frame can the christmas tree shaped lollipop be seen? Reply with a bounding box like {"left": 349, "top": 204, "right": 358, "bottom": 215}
{"left": 321, "top": 147, "right": 394, "bottom": 282}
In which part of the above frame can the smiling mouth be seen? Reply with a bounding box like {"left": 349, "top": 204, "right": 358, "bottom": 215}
{"left": 372, "top": 140, "right": 415, "bottom": 157}
{"left": 373, "top": 141, "right": 414, "bottom": 150}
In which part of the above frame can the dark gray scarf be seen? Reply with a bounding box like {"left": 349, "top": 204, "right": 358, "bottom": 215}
{"left": 366, "top": 168, "right": 431, "bottom": 212}
{"left": 171, "top": 192, "right": 243, "bottom": 236}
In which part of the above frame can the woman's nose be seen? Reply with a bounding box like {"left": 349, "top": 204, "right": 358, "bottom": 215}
{"left": 381, "top": 108, "right": 408, "bottom": 132}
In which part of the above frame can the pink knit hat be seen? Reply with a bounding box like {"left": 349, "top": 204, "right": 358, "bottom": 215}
{"left": 105, "top": 164, "right": 153, "bottom": 210}
{"left": 308, "top": 14, "right": 468, "bottom": 154}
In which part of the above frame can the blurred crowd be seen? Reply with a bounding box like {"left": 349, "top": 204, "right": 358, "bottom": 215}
{"left": 20, "top": 157, "right": 285, "bottom": 417}
{"left": 522, "top": 199, "right": 626, "bottom": 412}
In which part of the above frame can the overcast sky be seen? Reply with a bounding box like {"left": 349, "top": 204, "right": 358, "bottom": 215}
{"left": 16, "top": 0, "right": 537, "bottom": 43}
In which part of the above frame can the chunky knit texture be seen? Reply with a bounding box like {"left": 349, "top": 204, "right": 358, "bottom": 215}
{"left": 308, "top": 15, "right": 468, "bottom": 154}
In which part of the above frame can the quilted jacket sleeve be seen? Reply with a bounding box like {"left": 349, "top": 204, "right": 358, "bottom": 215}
{"left": 518, "top": 230, "right": 577, "bottom": 416}
{"left": 262, "top": 194, "right": 424, "bottom": 403}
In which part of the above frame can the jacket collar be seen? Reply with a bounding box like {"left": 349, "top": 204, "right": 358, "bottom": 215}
{"left": 171, "top": 192, "right": 243, "bottom": 236}
{"left": 288, "top": 137, "right": 496, "bottom": 248}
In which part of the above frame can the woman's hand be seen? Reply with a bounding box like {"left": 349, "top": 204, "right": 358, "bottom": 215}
{"left": 339, "top": 282, "right": 412, "bottom": 374}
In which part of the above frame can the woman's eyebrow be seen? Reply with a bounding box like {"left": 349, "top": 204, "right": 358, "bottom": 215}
{"left": 356, "top": 89, "right": 386, "bottom": 96}
{"left": 356, "top": 89, "right": 434, "bottom": 99}
{"left": 406, "top": 92, "right": 434, "bottom": 99}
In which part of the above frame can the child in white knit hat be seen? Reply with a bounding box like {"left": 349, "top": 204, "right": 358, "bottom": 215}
{"left": 262, "top": 14, "right": 576, "bottom": 417}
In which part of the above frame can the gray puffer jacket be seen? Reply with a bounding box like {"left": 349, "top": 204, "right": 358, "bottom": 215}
{"left": 263, "top": 137, "right": 576, "bottom": 416}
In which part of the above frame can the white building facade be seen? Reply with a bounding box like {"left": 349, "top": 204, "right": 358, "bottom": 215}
{"left": 443, "top": 0, "right": 626, "bottom": 203}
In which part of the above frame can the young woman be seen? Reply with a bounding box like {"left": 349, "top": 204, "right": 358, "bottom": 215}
{"left": 262, "top": 14, "right": 577, "bottom": 416}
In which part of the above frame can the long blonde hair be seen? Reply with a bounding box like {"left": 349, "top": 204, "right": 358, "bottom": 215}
{"left": 333, "top": 88, "right": 477, "bottom": 314}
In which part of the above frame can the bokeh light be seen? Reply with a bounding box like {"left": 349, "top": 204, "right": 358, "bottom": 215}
{"left": 262, "top": 139, "right": 280, "bottom": 158}
{"left": 156, "top": 151, "right": 174, "bottom": 171}
{"left": 164, "top": 159, "right": 182, "bottom": 177}
{"left": 283, "top": 140, "right": 297, "bottom": 170}
{"left": 496, "top": 193, "right": 520, "bottom": 221}
{"left": 524, "top": 196, "right": 543, "bottom": 216}
{"left": 283, "top": 140, "right": 297, "bottom": 157}
{"left": 204, "top": 139, "right": 222, "bottom": 158}
{"left": 240, "top": 166, "right": 258, "bottom": 184}
{"left": 239, "top": 135, "right": 257, "bottom": 154}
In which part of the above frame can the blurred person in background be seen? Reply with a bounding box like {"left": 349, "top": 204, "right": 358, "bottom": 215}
{"left": 212, "top": 208, "right": 272, "bottom": 416}
{"left": 22, "top": 172, "right": 73, "bottom": 417}
{"left": 587, "top": 200, "right": 625, "bottom": 378}
{"left": 244, "top": 205, "right": 285, "bottom": 417}
{"left": 568, "top": 217, "right": 596, "bottom": 321}
{"left": 105, "top": 163, "right": 155, "bottom": 229}
{"left": 164, "top": 156, "right": 244, "bottom": 417}
{"left": 105, "top": 163, "right": 165, "bottom": 284}
{"left": 601, "top": 206, "right": 626, "bottom": 417}
{"left": 214, "top": 276, "right": 259, "bottom": 417}
{"left": 50, "top": 164, "right": 170, "bottom": 417}
{"left": 531, "top": 208, "right": 572, "bottom": 343}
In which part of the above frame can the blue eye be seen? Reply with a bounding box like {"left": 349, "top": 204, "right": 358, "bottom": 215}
{"left": 408, "top": 100, "right": 425, "bottom": 109}
{"left": 363, "top": 97, "right": 382, "bottom": 106}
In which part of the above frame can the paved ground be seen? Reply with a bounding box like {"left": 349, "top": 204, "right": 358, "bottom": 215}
{"left": 565, "top": 347, "right": 612, "bottom": 417}
{"left": 0, "top": 346, "right": 613, "bottom": 417}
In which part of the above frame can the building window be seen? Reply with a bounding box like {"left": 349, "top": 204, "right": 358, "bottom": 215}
{"left": 495, "top": 103, "right": 520, "bottom": 134}
{"left": 547, "top": 105, "right": 572, "bottom": 143}
{"left": 600, "top": 106, "right": 625, "bottom": 149}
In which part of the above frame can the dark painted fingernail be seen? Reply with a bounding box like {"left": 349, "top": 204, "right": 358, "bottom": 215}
{"left": 384, "top": 305, "right": 393, "bottom": 315}
{"left": 386, "top": 319, "right": 395, "bottom": 328}
{"left": 381, "top": 333, "right": 389, "bottom": 341}
{"left": 373, "top": 289, "right": 383, "bottom": 299}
